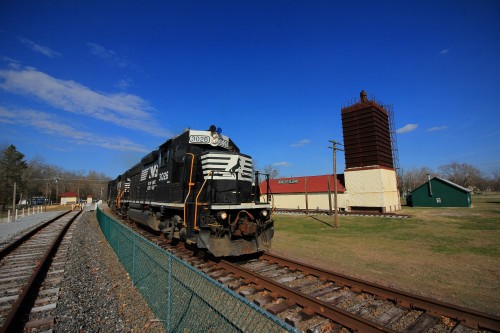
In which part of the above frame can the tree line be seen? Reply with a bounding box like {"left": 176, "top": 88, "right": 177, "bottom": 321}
{"left": 398, "top": 162, "right": 500, "bottom": 195}
{"left": 0, "top": 144, "right": 110, "bottom": 210}
{"left": 1, "top": 144, "right": 498, "bottom": 210}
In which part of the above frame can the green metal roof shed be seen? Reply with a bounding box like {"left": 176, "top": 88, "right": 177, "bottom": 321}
{"left": 408, "top": 177, "right": 472, "bottom": 207}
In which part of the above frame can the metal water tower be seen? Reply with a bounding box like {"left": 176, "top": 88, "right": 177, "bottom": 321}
{"left": 341, "top": 90, "right": 394, "bottom": 169}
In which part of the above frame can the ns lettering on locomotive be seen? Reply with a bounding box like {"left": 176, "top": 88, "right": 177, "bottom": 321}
{"left": 107, "top": 126, "right": 274, "bottom": 257}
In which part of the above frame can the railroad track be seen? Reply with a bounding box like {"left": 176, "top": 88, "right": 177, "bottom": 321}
{"left": 0, "top": 210, "right": 81, "bottom": 333}
{"left": 110, "top": 209, "right": 500, "bottom": 333}
{"left": 275, "top": 208, "right": 410, "bottom": 218}
{"left": 210, "top": 254, "right": 500, "bottom": 333}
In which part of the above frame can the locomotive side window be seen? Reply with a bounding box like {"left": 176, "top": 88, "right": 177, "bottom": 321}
{"left": 171, "top": 144, "right": 186, "bottom": 183}
{"left": 160, "top": 148, "right": 170, "bottom": 167}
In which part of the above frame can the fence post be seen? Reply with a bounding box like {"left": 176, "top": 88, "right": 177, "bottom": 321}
{"left": 15, "top": 209, "right": 18, "bottom": 221}
{"left": 132, "top": 234, "right": 136, "bottom": 287}
{"left": 167, "top": 256, "right": 172, "bottom": 332}
{"left": 8, "top": 210, "right": 11, "bottom": 223}
{"left": 117, "top": 222, "right": 121, "bottom": 257}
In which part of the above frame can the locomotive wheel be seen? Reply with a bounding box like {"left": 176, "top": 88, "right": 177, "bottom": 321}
{"left": 196, "top": 248, "right": 207, "bottom": 259}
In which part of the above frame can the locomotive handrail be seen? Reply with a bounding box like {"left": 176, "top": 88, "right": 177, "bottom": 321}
{"left": 254, "top": 172, "right": 273, "bottom": 205}
{"left": 117, "top": 189, "right": 124, "bottom": 208}
{"left": 253, "top": 171, "right": 261, "bottom": 203}
{"left": 183, "top": 153, "right": 196, "bottom": 227}
{"left": 236, "top": 171, "right": 241, "bottom": 204}
{"left": 208, "top": 170, "right": 215, "bottom": 203}
{"left": 193, "top": 171, "right": 212, "bottom": 231}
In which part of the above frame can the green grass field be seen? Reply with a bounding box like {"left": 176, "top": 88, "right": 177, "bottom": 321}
{"left": 269, "top": 193, "right": 500, "bottom": 316}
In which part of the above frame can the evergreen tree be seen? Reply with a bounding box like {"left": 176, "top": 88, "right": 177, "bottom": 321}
{"left": 0, "top": 145, "right": 28, "bottom": 210}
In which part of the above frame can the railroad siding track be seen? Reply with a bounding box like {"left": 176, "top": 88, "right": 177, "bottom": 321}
{"left": 23, "top": 215, "right": 79, "bottom": 333}
{"left": 274, "top": 209, "right": 410, "bottom": 218}
{"left": 0, "top": 210, "right": 81, "bottom": 333}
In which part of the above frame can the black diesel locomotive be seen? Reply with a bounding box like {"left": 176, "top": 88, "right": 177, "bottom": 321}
{"left": 107, "top": 126, "right": 274, "bottom": 257}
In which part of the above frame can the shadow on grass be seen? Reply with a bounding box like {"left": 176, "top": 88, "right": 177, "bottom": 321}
{"left": 307, "top": 215, "right": 336, "bottom": 228}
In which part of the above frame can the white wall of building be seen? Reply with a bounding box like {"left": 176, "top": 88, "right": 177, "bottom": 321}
{"left": 344, "top": 167, "right": 400, "bottom": 212}
{"left": 264, "top": 192, "right": 347, "bottom": 211}
{"left": 60, "top": 196, "right": 77, "bottom": 205}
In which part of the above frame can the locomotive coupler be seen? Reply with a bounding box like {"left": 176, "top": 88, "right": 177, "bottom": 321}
{"left": 234, "top": 217, "right": 257, "bottom": 236}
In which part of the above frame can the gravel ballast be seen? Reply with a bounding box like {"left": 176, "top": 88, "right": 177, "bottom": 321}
{"left": 54, "top": 211, "right": 166, "bottom": 332}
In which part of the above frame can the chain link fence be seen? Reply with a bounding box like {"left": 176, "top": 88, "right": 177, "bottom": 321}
{"left": 96, "top": 207, "right": 296, "bottom": 333}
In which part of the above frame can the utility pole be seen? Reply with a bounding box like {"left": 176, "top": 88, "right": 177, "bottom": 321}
{"left": 12, "top": 181, "right": 17, "bottom": 210}
{"left": 329, "top": 140, "right": 343, "bottom": 228}
{"left": 55, "top": 178, "right": 59, "bottom": 205}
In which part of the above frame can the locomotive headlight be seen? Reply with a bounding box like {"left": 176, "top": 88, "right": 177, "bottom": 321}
{"left": 211, "top": 132, "right": 219, "bottom": 145}
{"left": 260, "top": 209, "right": 269, "bottom": 217}
{"left": 217, "top": 211, "right": 228, "bottom": 220}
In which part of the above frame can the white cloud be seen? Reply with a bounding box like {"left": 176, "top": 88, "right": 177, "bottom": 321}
{"left": 427, "top": 126, "right": 448, "bottom": 132}
{"left": 18, "top": 37, "right": 61, "bottom": 58}
{"left": 273, "top": 161, "right": 291, "bottom": 167}
{"left": 0, "top": 56, "right": 21, "bottom": 64}
{"left": 87, "top": 42, "right": 116, "bottom": 59}
{"left": 396, "top": 123, "right": 418, "bottom": 134}
{"left": 480, "top": 131, "right": 500, "bottom": 139}
{"left": 87, "top": 42, "right": 133, "bottom": 68}
{"left": 0, "top": 106, "right": 149, "bottom": 152}
{"left": 115, "top": 76, "right": 134, "bottom": 90}
{"left": 0, "top": 66, "right": 171, "bottom": 137}
{"left": 290, "top": 139, "right": 311, "bottom": 147}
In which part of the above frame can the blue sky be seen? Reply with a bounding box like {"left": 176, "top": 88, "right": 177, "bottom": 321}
{"left": 1, "top": 1, "right": 499, "bottom": 178}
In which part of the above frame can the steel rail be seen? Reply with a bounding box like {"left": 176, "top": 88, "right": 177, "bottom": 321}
{"left": 274, "top": 208, "right": 410, "bottom": 218}
{"left": 218, "top": 259, "right": 397, "bottom": 333}
{"left": 0, "top": 210, "right": 82, "bottom": 333}
{"left": 262, "top": 253, "right": 500, "bottom": 332}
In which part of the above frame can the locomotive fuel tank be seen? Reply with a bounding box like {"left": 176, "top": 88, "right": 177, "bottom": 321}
{"left": 127, "top": 208, "right": 161, "bottom": 231}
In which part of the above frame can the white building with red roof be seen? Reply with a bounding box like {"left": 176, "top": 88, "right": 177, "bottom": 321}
{"left": 260, "top": 174, "right": 346, "bottom": 213}
{"left": 58, "top": 191, "right": 78, "bottom": 205}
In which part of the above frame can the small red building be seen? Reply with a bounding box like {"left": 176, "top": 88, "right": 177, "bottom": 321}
{"left": 59, "top": 192, "right": 78, "bottom": 205}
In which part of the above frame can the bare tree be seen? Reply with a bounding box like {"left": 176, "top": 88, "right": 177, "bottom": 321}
{"left": 489, "top": 167, "right": 500, "bottom": 192}
{"left": 438, "top": 161, "right": 483, "bottom": 189}
{"left": 3, "top": 146, "right": 111, "bottom": 204}
{"left": 261, "top": 164, "right": 280, "bottom": 179}
{"left": 399, "top": 166, "right": 434, "bottom": 194}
